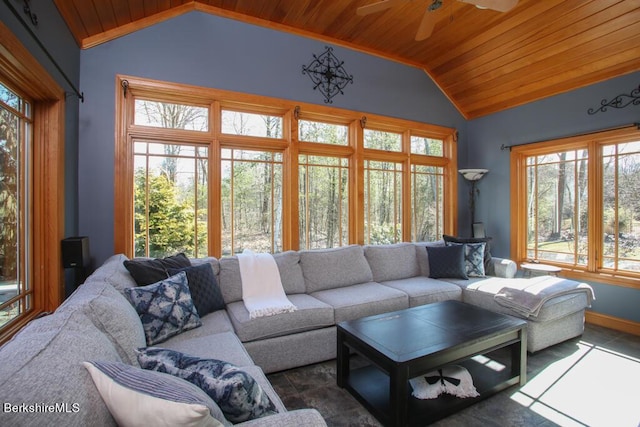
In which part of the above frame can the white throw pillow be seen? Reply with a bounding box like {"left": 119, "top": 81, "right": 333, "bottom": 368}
{"left": 84, "top": 361, "right": 225, "bottom": 427}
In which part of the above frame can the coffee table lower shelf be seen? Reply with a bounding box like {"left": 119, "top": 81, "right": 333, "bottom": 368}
{"left": 345, "top": 356, "right": 520, "bottom": 426}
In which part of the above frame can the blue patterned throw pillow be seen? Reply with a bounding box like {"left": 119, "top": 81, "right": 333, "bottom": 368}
{"left": 137, "top": 347, "right": 277, "bottom": 423}
{"left": 446, "top": 241, "right": 486, "bottom": 277}
{"left": 124, "top": 272, "right": 202, "bottom": 345}
{"left": 426, "top": 244, "right": 468, "bottom": 279}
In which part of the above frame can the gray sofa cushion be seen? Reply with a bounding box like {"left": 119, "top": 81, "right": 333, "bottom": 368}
{"left": 219, "top": 251, "right": 305, "bottom": 304}
{"left": 191, "top": 256, "right": 221, "bottom": 275}
{"left": 57, "top": 280, "right": 146, "bottom": 365}
{"left": 364, "top": 243, "right": 420, "bottom": 282}
{"left": 311, "top": 282, "right": 408, "bottom": 323}
{"left": 163, "top": 331, "right": 255, "bottom": 368}
{"left": 88, "top": 253, "right": 138, "bottom": 293}
{"left": 380, "top": 277, "right": 462, "bottom": 307}
{"left": 0, "top": 309, "right": 121, "bottom": 426}
{"left": 300, "top": 245, "right": 373, "bottom": 293}
{"left": 165, "top": 309, "right": 235, "bottom": 341}
{"left": 226, "top": 294, "right": 334, "bottom": 342}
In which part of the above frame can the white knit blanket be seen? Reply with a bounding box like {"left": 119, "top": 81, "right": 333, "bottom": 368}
{"left": 237, "top": 249, "right": 297, "bottom": 319}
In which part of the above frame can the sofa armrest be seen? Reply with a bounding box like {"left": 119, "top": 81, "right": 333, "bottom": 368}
{"left": 237, "top": 409, "right": 327, "bottom": 427}
{"left": 491, "top": 257, "right": 517, "bottom": 278}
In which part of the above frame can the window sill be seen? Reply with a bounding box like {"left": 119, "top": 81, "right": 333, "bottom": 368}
{"left": 557, "top": 268, "right": 640, "bottom": 290}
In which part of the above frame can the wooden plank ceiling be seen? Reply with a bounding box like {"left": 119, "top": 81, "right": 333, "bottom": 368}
{"left": 53, "top": 0, "right": 640, "bottom": 118}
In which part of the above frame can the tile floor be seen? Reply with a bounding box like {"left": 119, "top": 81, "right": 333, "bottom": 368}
{"left": 267, "top": 324, "right": 640, "bottom": 426}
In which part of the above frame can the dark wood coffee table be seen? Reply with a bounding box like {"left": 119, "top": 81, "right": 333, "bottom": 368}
{"left": 337, "top": 300, "right": 527, "bottom": 426}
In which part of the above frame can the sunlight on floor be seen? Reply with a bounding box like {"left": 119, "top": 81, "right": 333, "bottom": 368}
{"left": 510, "top": 341, "right": 640, "bottom": 427}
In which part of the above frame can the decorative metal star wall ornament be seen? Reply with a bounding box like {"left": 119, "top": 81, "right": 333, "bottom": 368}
{"left": 302, "top": 46, "right": 354, "bottom": 104}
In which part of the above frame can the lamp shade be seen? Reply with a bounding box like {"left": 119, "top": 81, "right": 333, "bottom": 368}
{"left": 458, "top": 169, "right": 489, "bottom": 181}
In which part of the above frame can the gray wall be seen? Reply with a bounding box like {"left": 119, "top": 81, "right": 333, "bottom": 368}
{"left": 466, "top": 71, "right": 640, "bottom": 322}
{"left": 78, "top": 11, "right": 466, "bottom": 266}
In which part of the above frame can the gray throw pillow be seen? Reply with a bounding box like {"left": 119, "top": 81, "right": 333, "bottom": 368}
{"left": 124, "top": 272, "right": 202, "bottom": 345}
{"left": 168, "top": 263, "right": 225, "bottom": 316}
{"left": 137, "top": 347, "right": 277, "bottom": 423}
{"left": 426, "top": 245, "right": 468, "bottom": 279}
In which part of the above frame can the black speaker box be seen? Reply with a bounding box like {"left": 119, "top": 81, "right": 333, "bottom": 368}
{"left": 61, "top": 236, "right": 90, "bottom": 268}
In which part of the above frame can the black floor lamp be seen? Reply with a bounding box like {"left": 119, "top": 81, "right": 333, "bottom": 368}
{"left": 458, "top": 169, "right": 489, "bottom": 238}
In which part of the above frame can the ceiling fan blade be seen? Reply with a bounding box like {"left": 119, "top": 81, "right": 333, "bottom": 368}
{"left": 356, "top": 0, "right": 405, "bottom": 16}
{"left": 415, "top": 8, "right": 438, "bottom": 41}
{"left": 458, "top": 0, "right": 519, "bottom": 12}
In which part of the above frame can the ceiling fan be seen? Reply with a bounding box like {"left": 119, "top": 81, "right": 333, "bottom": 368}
{"left": 356, "top": 0, "right": 519, "bottom": 41}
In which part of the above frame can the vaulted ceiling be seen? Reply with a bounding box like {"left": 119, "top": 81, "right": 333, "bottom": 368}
{"left": 53, "top": 0, "right": 640, "bottom": 118}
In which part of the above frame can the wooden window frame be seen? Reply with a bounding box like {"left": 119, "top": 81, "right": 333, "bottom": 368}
{"left": 115, "top": 75, "right": 458, "bottom": 258}
{"left": 510, "top": 126, "right": 640, "bottom": 289}
{"left": 0, "top": 23, "right": 65, "bottom": 344}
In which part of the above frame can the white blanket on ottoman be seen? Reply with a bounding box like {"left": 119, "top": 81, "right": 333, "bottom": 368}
{"left": 494, "top": 276, "right": 594, "bottom": 318}
{"left": 237, "top": 249, "right": 297, "bottom": 319}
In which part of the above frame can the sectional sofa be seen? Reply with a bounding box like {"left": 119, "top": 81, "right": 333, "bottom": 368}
{"left": 0, "top": 241, "right": 592, "bottom": 426}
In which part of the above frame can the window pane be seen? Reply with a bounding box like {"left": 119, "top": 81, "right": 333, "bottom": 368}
{"left": 411, "top": 165, "right": 443, "bottom": 241}
{"left": 0, "top": 82, "right": 30, "bottom": 327}
{"left": 134, "top": 142, "right": 208, "bottom": 258}
{"left": 221, "top": 150, "right": 282, "bottom": 255}
{"left": 299, "top": 155, "right": 349, "bottom": 249}
{"left": 364, "top": 129, "right": 402, "bottom": 152}
{"left": 526, "top": 150, "right": 588, "bottom": 265}
{"left": 0, "top": 84, "right": 22, "bottom": 112}
{"left": 411, "top": 136, "right": 443, "bottom": 156}
{"left": 602, "top": 142, "right": 640, "bottom": 272}
{"left": 134, "top": 100, "right": 208, "bottom": 131}
{"left": 365, "top": 160, "right": 402, "bottom": 244}
{"left": 221, "top": 110, "right": 283, "bottom": 138}
{"left": 299, "top": 120, "right": 348, "bottom": 145}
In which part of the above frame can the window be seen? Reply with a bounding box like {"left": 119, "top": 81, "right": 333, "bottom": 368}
{"left": 221, "top": 149, "right": 283, "bottom": 255}
{"left": 221, "top": 110, "right": 283, "bottom": 139}
{"left": 411, "top": 165, "right": 444, "bottom": 242}
{"left": 133, "top": 141, "right": 208, "bottom": 258}
{"left": 134, "top": 99, "right": 208, "bottom": 131}
{"left": 0, "top": 82, "right": 31, "bottom": 329}
{"left": 525, "top": 150, "right": 588, "bottom": 265}
{"left": 299, "top": 155, "right": 349, "bottom": 249}
{"left": 602, "top": 141, "right": 640, "bottom": 272}
{"left": 0, "top": 22, "right": 65, "bottom": 344}
{"left": 364, "top": 129, "right": 402, "bottom": 152}
{"left": 364, "top": 160, "right": 403, "bottom": 244}
{"left": 411, "top": 136, "right": 443, "bottom": 156}
{"left": 115, "top": 76, "right": 458, "bottom": 259}
{"left": 299, "top": 120, "right": 348, "bottom": 145}
{"left": 512, "top": 127, "right": 640, "bottom": 286}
